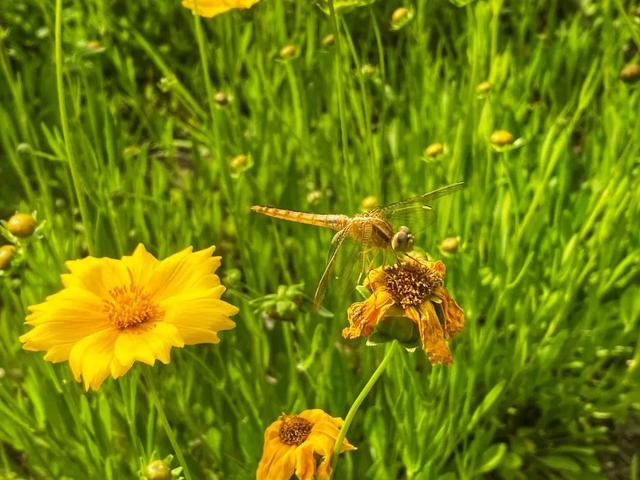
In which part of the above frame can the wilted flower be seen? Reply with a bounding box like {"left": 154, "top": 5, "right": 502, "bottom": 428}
{"left": 343, "top": 257, "right": 464, "bottom": 364}
{"left": 620, "top": 63, "right": 640, "bottom": 83}
{"left": 6, "top": 213, "right": 37, "bottom": 237}
{"left": 257, "top": 409, "right": 355, "bottom": 480}
{"left": 0, "top": 245, "right": 16, "bottom": 270}
{"left": 181, "top": 0, "right": 260, "bottom": 18}
{"left": 20, "top": 244, "right": 238, "bottom": 390}
{"left": 490, "top": 130, "right": 514, "bottom": 146}
{"left": 424, "top": 143, "right": 444, "bottom": 158}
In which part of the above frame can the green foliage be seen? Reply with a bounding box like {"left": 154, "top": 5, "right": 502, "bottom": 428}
{"left": 1, "top": 0, "right": 639, "bottom": 478}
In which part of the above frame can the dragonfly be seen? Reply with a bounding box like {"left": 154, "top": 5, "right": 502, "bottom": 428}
{"left": 251, "top": 181, "right": 464, "bottom": 307}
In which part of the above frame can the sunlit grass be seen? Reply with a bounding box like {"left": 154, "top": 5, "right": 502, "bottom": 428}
{"left": 1, "top": 0, "right": 639, "bottom": 478}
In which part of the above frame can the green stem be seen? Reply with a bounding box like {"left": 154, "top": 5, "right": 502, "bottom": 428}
{"left": 143, "top": 369, "right": 193, "bottom": 480}
{"left": 330, "top": 341, "right": 398, "bottom": 477}
{"left": 55, "top": 0, "right": 94, "bottom": 254}
{"left": 328, "top": 0, "right": 354, "bottom": 210}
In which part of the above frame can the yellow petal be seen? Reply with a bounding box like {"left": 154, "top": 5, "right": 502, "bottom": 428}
{"left": 434, "top": 286, "right": 464, "bottom": 337}
{"left": 182, "top": 0, "right": 260, "bottom": 17}
{"left": 113, "top": 322, "right": 183, "bottom": 370}
{"left": 148, "top": 246, "right": 222, "bottom": 301}
{"left": 121, "top": 243, "right": 159, "bottom": 287}
{"left": 161, "top": 286, "right": 237, "bottom": 338}
{"left": 64, "top": 256, "right": 130, "bottom": 298}
{"left": 408, "top": 303, "right": 452, "bottom": 364}
{"left": 68, "top": 328, "right": 119, "bottom": 390}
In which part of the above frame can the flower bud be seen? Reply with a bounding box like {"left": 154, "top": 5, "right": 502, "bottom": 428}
{"left": 620, "top": 63, "right": 640, "bottom": 83}
{"left": 440, "top": 236, "right": 460, "bottom": 253}
{"left": 143, "top": 459, "right": 171, "bottom": 480}
{"left": 6, "top": 213, "right": 37, "bottom": 237}
{"left": 361, "top": 195, "right": 378, "bottom": 210}
{"left": 392, "top": 7, "right": 409, "bottom": 24}
{"left": 0, "top": 245, "right": 16, "bottom": 270}
{"left": 321, "top": 33, "right": 335, "bottom": 47}
{"left": 424, "top": 143, "right": 444, "bottom": 158}
{"left": 476, "top": 80, "right": 492, "bottom": 93}
{"left": 279, "top": 44, "right": 298, "bottom": 60}
{"left": 490, "top": 130, "right": 514, "bottom": 146}
{"left": 306, "top": 190, "right": 323, "bottom": 206}
{"left": 214, "top": 91, "right": 230, "bottom": 106}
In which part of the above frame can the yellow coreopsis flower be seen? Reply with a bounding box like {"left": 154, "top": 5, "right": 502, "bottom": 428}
{"left": 20, "top": 244, "right": 238, "bottom": 390}
{"left": 343, "top": 257, "right": 464, "bottom": 364}
{"left": 257, "top": 409, "right": 356, "bottom": 480}
{"left": 181, "top": 0, "right": 260, "bottom": 18}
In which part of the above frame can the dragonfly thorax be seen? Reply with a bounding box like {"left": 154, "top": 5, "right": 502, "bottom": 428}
{"left": 391, "top": 226, "right": 415, "bottom": 252}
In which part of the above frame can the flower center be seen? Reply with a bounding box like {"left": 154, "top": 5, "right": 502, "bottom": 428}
{"left": 384, "top": 260, "right": 442, "bottom": 309}
{"left": 278, "top": 415, "right": 313, "bottom": 446}
{"left": 103, "top": 284, "right": 162, "bottom": 329}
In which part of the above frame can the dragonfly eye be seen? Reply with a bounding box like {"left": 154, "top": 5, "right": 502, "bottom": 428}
{"left": 392, "top": 226, "right": 414, "bottom": 252}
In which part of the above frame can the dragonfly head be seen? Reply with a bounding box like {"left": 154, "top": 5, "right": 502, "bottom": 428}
{"left": 391, "top": 226, "right": 415, "bottom": 252}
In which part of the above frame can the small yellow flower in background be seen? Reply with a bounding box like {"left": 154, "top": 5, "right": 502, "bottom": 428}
{"left": 181, "top": 0, "right": 260, "bottom": 18}
{"left": 343, "top": 257, "right": 464, "bottom": 364}
{"left": 20, "top": 244, "right": 238, "bottom": 390}
{"left": 257, "top": 409, "right": 355, "bottom": 480}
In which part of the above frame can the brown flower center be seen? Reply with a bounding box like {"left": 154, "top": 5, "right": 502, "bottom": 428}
{"left": 103, "top": 284, "right": 162, "bottom": 329}
{"left": 278, "top": 415, "right": 313, "bottom": 446}
{"left": 384, "top": 260, "right": 442, "bottom": 309}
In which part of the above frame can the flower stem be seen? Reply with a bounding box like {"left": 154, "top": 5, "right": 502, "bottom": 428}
{"left": 54, "top": 0, "right": 94, "bottom": 255}
{"left": 330, "top": 341, "right": 398, "bottom": 477}
{"left": 327, "top": 0, "right": 355, "bottom": 211}
{"left": 143, "top": 369, "right": 193, "bottom": 480}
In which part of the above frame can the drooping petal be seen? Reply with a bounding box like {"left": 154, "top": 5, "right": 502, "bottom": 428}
{"left": 434, "top": 286, "right": 465, "bottom": 338}
{"left": 342, "top": 288, "right": 395, "bottom": 339}
{"left": 407, "top": 303, "right": 452, "bottom": 364}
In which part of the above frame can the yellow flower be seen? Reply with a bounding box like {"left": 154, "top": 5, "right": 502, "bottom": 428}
{"left": 343, "top": 258, "right": 464, "bottom": 364}
{"left": 181, "top": 0, "right": 260, "bottom": 18}
{"left": 20, "top": 244, "right": 238, "bottom": 390}
{"left": 257, "top": 409, "right": 355, "bottom": 480}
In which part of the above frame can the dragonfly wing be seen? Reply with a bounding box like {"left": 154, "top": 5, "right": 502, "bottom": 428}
{"left": 313, "top": 228, "right": 349, "bottom": 308}
{"left": 379, "top": 181, "right": 464, "bottom": 214}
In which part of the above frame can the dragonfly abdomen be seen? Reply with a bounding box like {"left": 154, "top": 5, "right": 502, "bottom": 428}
{"left": 251, "top": 206, "right": 348, "bottom": 231}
